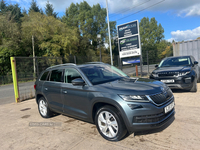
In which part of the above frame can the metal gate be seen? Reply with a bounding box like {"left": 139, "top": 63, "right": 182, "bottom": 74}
{"left": 11, "top": 57, "right": 62, "bottom": 102}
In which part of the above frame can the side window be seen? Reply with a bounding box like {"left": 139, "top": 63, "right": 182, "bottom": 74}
{"left": 50, "top": 69, "right": 63, "bottom": 82}
{"left": 40, "top": 71, "right": 49, "bottom": 81}
{"left": 64, "top": 68, "right": 82, "bottom": 83}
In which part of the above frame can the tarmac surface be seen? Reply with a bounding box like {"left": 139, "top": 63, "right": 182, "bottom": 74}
{"left": 0, "top": 81, "right": 35, "bottom": 105}
{"left": 0, "top": 84, "right": 200, "bottom": 150}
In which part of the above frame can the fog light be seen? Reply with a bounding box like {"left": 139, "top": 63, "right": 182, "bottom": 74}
{"left": 128, "top": 104, "right": 143, "bottom": 110}
{"left": 185, "top": 77, "right": 191, "bottom": 83}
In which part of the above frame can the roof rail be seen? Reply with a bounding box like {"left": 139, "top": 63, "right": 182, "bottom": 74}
{"left": 47, "top": 63, "right": 76, "bottom": 69}
{"left": 85, "top": 62, "right": 105, "bottom": 64}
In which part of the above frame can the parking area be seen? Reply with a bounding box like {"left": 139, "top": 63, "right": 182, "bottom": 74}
{"left": 0, "top": 84, "right": 200, "bottom": 150}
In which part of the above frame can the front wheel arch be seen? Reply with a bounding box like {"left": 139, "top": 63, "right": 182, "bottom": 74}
{"left": 91, "top": 100, "right": 129, "bottom": 133}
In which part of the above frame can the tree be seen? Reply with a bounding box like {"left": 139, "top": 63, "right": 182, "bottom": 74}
{"left": 29, "top": 0, "right": 40, "bottom": 13}
{"left": 157, "top": 40, "right": 173, "bottom": 59}
{"left": 62, "top": 3, "right": 79, "bottom": 27}
{"left": 22, "top": 7, "right": 27, "bottom": 15}
{"left": 0, "top": 13, "right": 22, "bottom": 75}
{"left": 21, "top": 12, "right": 79, "bottom": 57}
{"left": 7, "top": 3, "right": 23, "bottom": 23}
{"left": 62, "top": 1, "right": 117, "bottom": 57}
{"left": 45, "top": 1, "right": 57, "bottom": 18}
{"left": 139, "top": 17, "right": 164, "bottom": 63}
{"left": 160, "top": 45, "right": 173, "bottom": 58}
{"left": 197, "top": 37, "right": 200, "bottom": 39}
{"left": 0, "top": 0, "right": 7, "bottom": 13}
{"left": 40, "top": 8, "right": 44, "bottom": 15}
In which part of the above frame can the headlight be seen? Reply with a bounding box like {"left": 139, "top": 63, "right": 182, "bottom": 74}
{"left": 175, "top": 71, "right": 190, "bottom": 77}
{"left": 151, "top": 73, "right": 158, "bottom": 77}
{"left": 119, "top": 95, "right": 149, "bottom": 102}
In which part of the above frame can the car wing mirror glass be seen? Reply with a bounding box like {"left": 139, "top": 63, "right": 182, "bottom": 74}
{"left": 155, "top": 64, "right": 158, "bottom": 68}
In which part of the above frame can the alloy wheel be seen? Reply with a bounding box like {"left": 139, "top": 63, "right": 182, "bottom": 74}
{"left": 97, "top": 111, "right": 118, "bottom": 138}
{"left": 39, "top": 99, "right": 47, "bottom": 116}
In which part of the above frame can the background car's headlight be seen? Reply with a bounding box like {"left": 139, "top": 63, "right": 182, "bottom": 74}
{"left": 151, "top": 73, "right": 158, "bottom": 77}
{"left": 175, "top": 71, "right": 190, "bottom": 77}
{"left": 119, "top": 95, "right": 149, "bottom": 102}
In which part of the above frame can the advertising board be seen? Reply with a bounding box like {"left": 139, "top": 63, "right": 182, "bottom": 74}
{"left": 117, "top": 20, "right": 141, "bottom": 58}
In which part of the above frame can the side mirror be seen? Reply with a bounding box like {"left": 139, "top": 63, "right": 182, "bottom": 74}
{"left": 155, "top": 64, "right": 158, "bottom": 68}
{"left": 194, "top": 61, "right": 198, "bottom": 65}
{"left": 72, "top": 78, "right": 85, "bottom": 86}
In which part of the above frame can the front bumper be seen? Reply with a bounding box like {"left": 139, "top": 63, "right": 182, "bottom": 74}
{"left": 150, "top": 75, "right": 194, "bottom": 90}
{"left": 124, "top": 97, "right": 175, "bottom": 133}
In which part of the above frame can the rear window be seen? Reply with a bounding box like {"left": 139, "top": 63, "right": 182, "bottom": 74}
{"left": 40, "top": 71, "right": 49, "bottom": 81}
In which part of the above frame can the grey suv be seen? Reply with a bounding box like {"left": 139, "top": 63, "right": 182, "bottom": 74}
{"left": 35, "top": 63, "right": 175, "bottom": 141}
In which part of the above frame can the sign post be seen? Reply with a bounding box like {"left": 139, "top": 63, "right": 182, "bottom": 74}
{"left": 117, "top": 20, "right": 142, "bottom": 75}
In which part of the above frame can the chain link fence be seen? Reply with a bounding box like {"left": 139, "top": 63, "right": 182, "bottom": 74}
{"left": 0, "top": 75, "right": 13, "bottom": 85}
{"left": 15, "top": 57, "right": 62, "bottom": 101}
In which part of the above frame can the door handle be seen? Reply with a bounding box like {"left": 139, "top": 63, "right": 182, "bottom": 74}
{"left": 45, "top": 88, "right": 48, "bottom": 91}
{"left": 63, "top": 91, "right": 67, "bottom": 94}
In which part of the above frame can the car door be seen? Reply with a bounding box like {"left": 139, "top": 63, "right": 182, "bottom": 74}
{"left": 61, "top": 67, "right": 91, "bottom": 120}
{"left": 43, "top": 69, "right": 64, "bottom": 113}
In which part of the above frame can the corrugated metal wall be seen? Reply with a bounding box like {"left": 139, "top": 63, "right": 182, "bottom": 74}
{"left": 173, "top": 39, "right": 200, "bottom": 66}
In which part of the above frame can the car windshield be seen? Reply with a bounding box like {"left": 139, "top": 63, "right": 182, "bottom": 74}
{"left": 159, "top": 57, "right": 191, "bottom": 67}
{"left": 79, "top": 64, "right": 128, "bottom": 85}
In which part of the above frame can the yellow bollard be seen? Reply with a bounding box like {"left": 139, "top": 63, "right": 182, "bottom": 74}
{"left": 10, "top": 57, "right": 19, "bottom": 102}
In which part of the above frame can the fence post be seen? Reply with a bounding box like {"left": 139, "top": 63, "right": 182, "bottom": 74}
{"left": 10, "top": 57, "right": 19, "bottom": 103}
{"left": 36, "top": 57, "right": 39, "bottom": 77}
{"left": 147, "top": 51, "right": 149, "bottom": 75}
{"left": 118, "top": 56, "right": 122, "bottom": 70}
{"left": 74, "top": 55, "right": 76, "bottom": 64}
{"left": 1, "top": 76, "right": 3, "bottom": 85}
{"left": 135, "top": 65, "right": 138, "bottom": 76}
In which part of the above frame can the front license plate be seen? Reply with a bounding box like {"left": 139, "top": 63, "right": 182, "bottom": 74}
{"left": 164, "top": 102, "right": 175, "bottom": 114}
{"left": 160, "top": 79, "right": 174, "bottom": 83}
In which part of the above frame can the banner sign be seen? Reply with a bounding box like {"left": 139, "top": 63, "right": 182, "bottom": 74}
{"left": 117, "top": 20, "right": 141, "bottom": 58}
{"left": 122, "top": 57, "right": 140, "bottom": 65}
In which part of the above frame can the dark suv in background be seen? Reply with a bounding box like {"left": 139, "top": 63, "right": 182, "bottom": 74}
{"left": 150, "top": 56, "right": 199, "bottom": 92}
{"left": 35, "top": 62, "right": 175, "bottom": 141}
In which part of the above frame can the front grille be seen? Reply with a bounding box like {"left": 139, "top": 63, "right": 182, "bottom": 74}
{"left": 149, "top": 88, "right": 173, "bottom": 105}
{"left": 158, "top": 72, "right": 178, "bottom": 77}
{"left": 133, "top": 109, "right": 174, "bottom": 123}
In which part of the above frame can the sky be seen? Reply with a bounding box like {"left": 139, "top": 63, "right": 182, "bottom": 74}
{"left": 5, "top": 0, "right": 200, "bottom": 42}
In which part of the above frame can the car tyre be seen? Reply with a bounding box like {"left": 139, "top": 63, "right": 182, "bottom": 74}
{"left": 95, "top": 105, "right": 127, "bottom": 141}
{"left": 190, "top": 77, "right": 197, "bottom": 92}
{"left": 38, "top": 97, "right": 53, "bottom": 118}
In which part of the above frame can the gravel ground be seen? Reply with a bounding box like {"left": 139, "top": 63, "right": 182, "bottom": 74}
{"left": 0, "top": 84, "right": 200, "bottom": 150}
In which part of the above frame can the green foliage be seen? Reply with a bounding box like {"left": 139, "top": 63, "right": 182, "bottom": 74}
{"left": 0, "top": 1, "right": 116, "bottom": 75}
{"left": 29, "top": 0, "right": 40, "bottom": 13}
{"left": 45, "top": 1, "right": 57, "bottom": 18}
{"left": 21, "top": 12, "right": 79, "bottom": 57}
{"left": 22, "top": 7, "right": 27, "bottom": 15}
{"left": 140, "top": 17, "right": 166, "bottom": 62}
{"left": 0, "top": 13, "right": 22, "bottom": 75}
{"left": 157, "top": 40, "right": 173, "bottom": 59}
{"left": 62, "top": 1, "right": 117, "bottom": 58}
{"left": 0, "top": 0, "right": 6, "bottom": 13}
